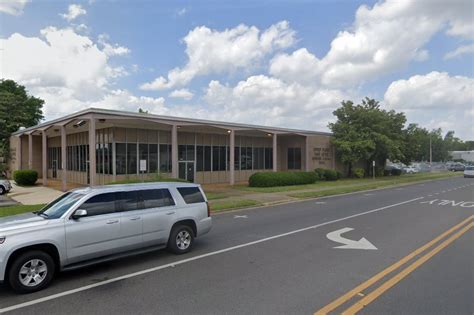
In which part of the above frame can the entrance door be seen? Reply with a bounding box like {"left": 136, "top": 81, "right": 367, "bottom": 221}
{"left": 52, "top": 160, "right": 58, "bottom": 178}
{"left": 178, "top": 161, "right": 195, "bottom": 182}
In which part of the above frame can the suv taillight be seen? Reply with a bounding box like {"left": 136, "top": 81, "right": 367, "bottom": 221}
{"left": 206, "top": 202, "right": 211, "bottom": 217}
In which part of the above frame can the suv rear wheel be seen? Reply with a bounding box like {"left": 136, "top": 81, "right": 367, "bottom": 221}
{"left": 8, "top": 250, "right": 55, "bottom": 293}
{"left": 0, "top": 186, "right": 5, "bottom": 195}
{"left": 167, "top": 225, "right": 194, "bottom": 254}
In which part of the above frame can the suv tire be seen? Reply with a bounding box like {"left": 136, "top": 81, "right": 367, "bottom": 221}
{"left": 8, "top": 250, "right": 55, "bottom": 294}
{"left": 0, "top": 186, "right": 5, "bottom": 195}
{"left": 167, "top": 225, "right": 194, "bottom": 255}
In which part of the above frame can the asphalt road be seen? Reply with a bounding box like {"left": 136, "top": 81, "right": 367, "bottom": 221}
{"left": 0, "top": 176, "right": 473, "bottom": 314}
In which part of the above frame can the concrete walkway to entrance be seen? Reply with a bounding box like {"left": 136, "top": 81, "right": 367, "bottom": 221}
{"left": 8, "top": 182, "right": 64, "bottom": 205}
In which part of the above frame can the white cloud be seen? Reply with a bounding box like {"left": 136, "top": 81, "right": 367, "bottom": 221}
{"left": 169, "top": 88, "right": 194, "bottom": 100}
{"left": 98, "top": 34, "right": 130, "bottom": 56}
{"left": 384, "top": 72, "right": 474, "bottom": 139}
{"left": 140, "top": 21, "right": 296, "bottom": 90}
{"left": 177, "top": 8, "right": 187, "bottom": 16}
{"left": 60, "top": 4, "right": 86, "bottom": 22}
{"left": 0, "top": 26, "right": 133, "bottom": 119}
{"left": 202, "top": 75, "right": 348, "bottom": 130}
{"left": 444, "top": 44, "right": 474, "bottom": 60}
{"left": 0, "top": 0, "right": 29, "bottom": 15}
{"left": 270, "top": 0, "right": 473, "bottom": 88}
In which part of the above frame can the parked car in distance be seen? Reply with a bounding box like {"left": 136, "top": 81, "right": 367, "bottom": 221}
{"left": 402, "top": 166, "right": 419, "bottom": 174}
{"left": 0, "top": 178, "right": 11, "bottom": 195}
{"left": 464, "top": 166, "right": 474, "bottom": 178}
{"left": 447, "top": 163, "right": 465, "bottom": 172}
{"left": 0, "top": 182, "right": 212, "bottom": 293}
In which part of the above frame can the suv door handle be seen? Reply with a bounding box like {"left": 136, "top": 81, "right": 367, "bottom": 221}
{"left": 166, "top": 211, "right": 175, "bottom": 215}
{"left": 106, "top": 220, "right": 119, "bottom": 224}
{"left": 129, "top": 217, "right": 141, "bottom": 221}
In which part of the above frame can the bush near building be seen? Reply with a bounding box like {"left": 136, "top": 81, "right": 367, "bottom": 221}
{"left": 13, "top": 170, "right": 38, "bottom": 186}
{"left": 249, "top": 171, "right": 318, "bottom": 187}
{"left": 315, "top": 168, "right": 341, "bottom": 181}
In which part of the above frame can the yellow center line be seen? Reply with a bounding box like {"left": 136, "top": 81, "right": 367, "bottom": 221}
{"left": 342, "top": 221, "right": 473, "bottom": 314}
{"left": 314, "top": 215, "right": 474, "bottom": 315}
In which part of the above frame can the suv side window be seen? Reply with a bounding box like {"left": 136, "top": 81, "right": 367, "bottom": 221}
{"left": 177, "top": 187, "right": 205, "bottom": 204}
{"left": 81, "top": 192, "right": 117, "bottom": 216}
{"left": 116, "top": 191, "right": 140, "bottom": 212}
{"left": 140, "top": 189, "right": 175, "bottom": 209}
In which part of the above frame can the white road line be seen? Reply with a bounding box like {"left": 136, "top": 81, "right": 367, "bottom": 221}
{"left": 0, "top": 196, "right": 424, "bottom": 313}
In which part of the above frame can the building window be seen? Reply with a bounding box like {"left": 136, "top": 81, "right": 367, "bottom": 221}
{"left": 240, "top": 147, "right": 252, "bottom": 170}
{"left": 127, "top": 143, "right": 137, "bottom": 174}
{"left": 116, "top": 143, "right": 126, "bottom": 175}
{"left": 159, "top": 144, "right": 171, "bottom": 173}
{"left": 264, "top": 148, "right": 273, "bottom": 170}
{"left": 253, "top": 147, "right": 264, "bottom": 170}
{"left": 139, "top": 143, "right": 148, "bottom": 173}
{"left": 149, "top": 144, "right": 158, "bottom": 173}
{"left": 287, "top": 147, "right": 302, "bottom": 170}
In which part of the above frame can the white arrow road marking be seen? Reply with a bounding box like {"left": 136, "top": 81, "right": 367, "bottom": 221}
{"left": 364, "top": 193, "right": 374, "bottom": 196}
{"left": 326, "top": 227, "right": 377, "bottom": 250}
{"left": 234, "top": 215, "right": 248, "bottom": 219}
{"left": 315, "top": 201, "right": 327, "bottom": 204}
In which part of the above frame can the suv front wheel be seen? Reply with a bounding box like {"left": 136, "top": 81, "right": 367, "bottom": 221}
{"left": 8, "top": 250, "right": 55, "bottom": 293}
{"left": 167, "top": 225, "right": 195, "bottom": 254}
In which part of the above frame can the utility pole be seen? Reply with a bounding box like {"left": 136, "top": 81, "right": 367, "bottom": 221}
{"left": 429, "top": 133, "right": 432, "bottom": 167}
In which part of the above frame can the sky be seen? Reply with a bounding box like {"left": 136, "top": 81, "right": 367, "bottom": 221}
{"left": 0, "top": 0, "right": 473, "bottom": 139}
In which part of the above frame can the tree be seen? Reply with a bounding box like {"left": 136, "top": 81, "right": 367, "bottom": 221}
{"left": 138, "top": 108, "right": 149, "bottom": 114}
{"left": 0, "top": 80, "right": 44, "bottom": 158}
{"left": 329, "top": 98, "right": 406, "bottom": 176}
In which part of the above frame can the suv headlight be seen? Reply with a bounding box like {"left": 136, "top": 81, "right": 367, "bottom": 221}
{"left": 0, "top": 236, "right": 5, "bottom": 244}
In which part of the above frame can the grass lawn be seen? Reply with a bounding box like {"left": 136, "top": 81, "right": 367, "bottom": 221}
{"left": 0, "top": 204, "right": 46, "bottom": 218}
{"left": 210, "top": 199, "right": 260, "bottom": 212}
{"left": 236, "top": 172, "right": 461, "bottom": 193}
{"left": 289, "top": 172, "right": 461, "bottom": 199}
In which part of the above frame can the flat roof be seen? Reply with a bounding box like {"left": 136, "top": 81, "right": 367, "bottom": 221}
{"left": 12, "top": 107, "right": 332, "bottom": 136}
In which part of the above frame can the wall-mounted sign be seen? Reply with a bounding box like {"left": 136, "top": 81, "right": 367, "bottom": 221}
{"left": 312, "top": 147, "right": 332, "bottom": 165}
{"left": 139, "top": 159, "right": 147, "bottom": 172}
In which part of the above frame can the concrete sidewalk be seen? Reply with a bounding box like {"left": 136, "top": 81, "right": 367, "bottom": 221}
{"left": 8, "top": 183, "right": 63, "bottom": 205}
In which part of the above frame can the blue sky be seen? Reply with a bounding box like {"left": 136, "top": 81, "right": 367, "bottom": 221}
{"left": 1, "top": 0, "right": 473, "bottom": 139}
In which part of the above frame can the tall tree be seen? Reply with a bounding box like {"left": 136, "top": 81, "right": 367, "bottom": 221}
{"left": 0, "top": 80, "right": 44, "bottom": 158}
{"left": 329, "top": 98, "right": 406, "bottom": 176}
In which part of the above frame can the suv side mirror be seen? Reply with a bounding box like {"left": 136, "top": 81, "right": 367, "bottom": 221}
{"left": 72, "top": 209, "right": 88, "bottom": 220}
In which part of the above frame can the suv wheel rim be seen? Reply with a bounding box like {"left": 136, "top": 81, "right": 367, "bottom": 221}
{"left": 176, "top": 230, "right": 191, "bottom": 250}
{"left": 19, "top": 259, "right": 48, "bottom": 287}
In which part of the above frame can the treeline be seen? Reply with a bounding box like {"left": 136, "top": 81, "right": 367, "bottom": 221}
{"left": 329, "top": 98, "right": 473, "bottom": 176}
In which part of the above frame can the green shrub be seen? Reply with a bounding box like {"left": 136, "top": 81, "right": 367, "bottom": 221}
{"left": 353, "top": 168, "right": 365, "bottom": 178}
{"left": 336, "top": 171, "right": 343, "bottom": 179}
{"left": 324, "top": 169, "right": 338, "bottom": 181}
{"left": 314, "top": 168, "right": 326, "bottom": 180}
{"left": 383, "top": 169, "right": 391, "bottom": 176}
{"left": 391, "top": 168, "right": 402, "bottom": 176}
{"left": 13, "top": 170, "right": 38, "bottom": 186}
{"left": 249, "top": 171, "right": 318, "bottom": 187}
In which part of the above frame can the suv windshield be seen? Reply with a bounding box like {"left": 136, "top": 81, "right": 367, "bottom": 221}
{"left": 37, "top": 192, "right": 84, "bottom": 219}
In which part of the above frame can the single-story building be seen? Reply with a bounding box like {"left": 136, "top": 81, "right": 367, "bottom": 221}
{"left": 9, "top": 108, "right": 340, "bottom": 190}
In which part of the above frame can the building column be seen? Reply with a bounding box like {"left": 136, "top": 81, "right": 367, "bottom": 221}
{"left": 89, "top": 118, "right": 97, "bottom": 186}
{"left": 17, "top": 135, "right": 22, "bottom": 170}
{"left": 60, "top": 126, "right": 67, "bottom": 191}
{"left": 42, "top": 131, "right": 47, "bottom": 186}
{"left": 305, "top": 136, "right": 311, "bottom": 171}
{"left": 229, "top": 130, "right": 235, "bottom": 185}
{"left": 171, "top": 125, "right": 178, "bottom": 178}
{"left": 272, "top": 133, "right": 277, "bottom": 172}
{"left": 28, "top": 133, "right": 33, "bottom": 169}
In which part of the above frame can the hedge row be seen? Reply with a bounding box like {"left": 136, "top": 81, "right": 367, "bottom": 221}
{"left": 13, "top": 170, "right": 38, "bottom": 186}
{"left": 249, "top": 171, "right": 318, "bottom": 187}
{"left": 315, "top": 168, "right": 342, "bottom": 181}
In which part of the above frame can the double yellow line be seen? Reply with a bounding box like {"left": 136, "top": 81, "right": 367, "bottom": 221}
{"left": 315, "top": 215, "right": 474, "bottom": 315}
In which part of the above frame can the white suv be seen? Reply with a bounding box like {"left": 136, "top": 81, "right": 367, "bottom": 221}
{"left": 0, "top": 178, "right": 11, "bottom": 195}
{"left": 0, "top": 182, "right": 212, "bottom": 293}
